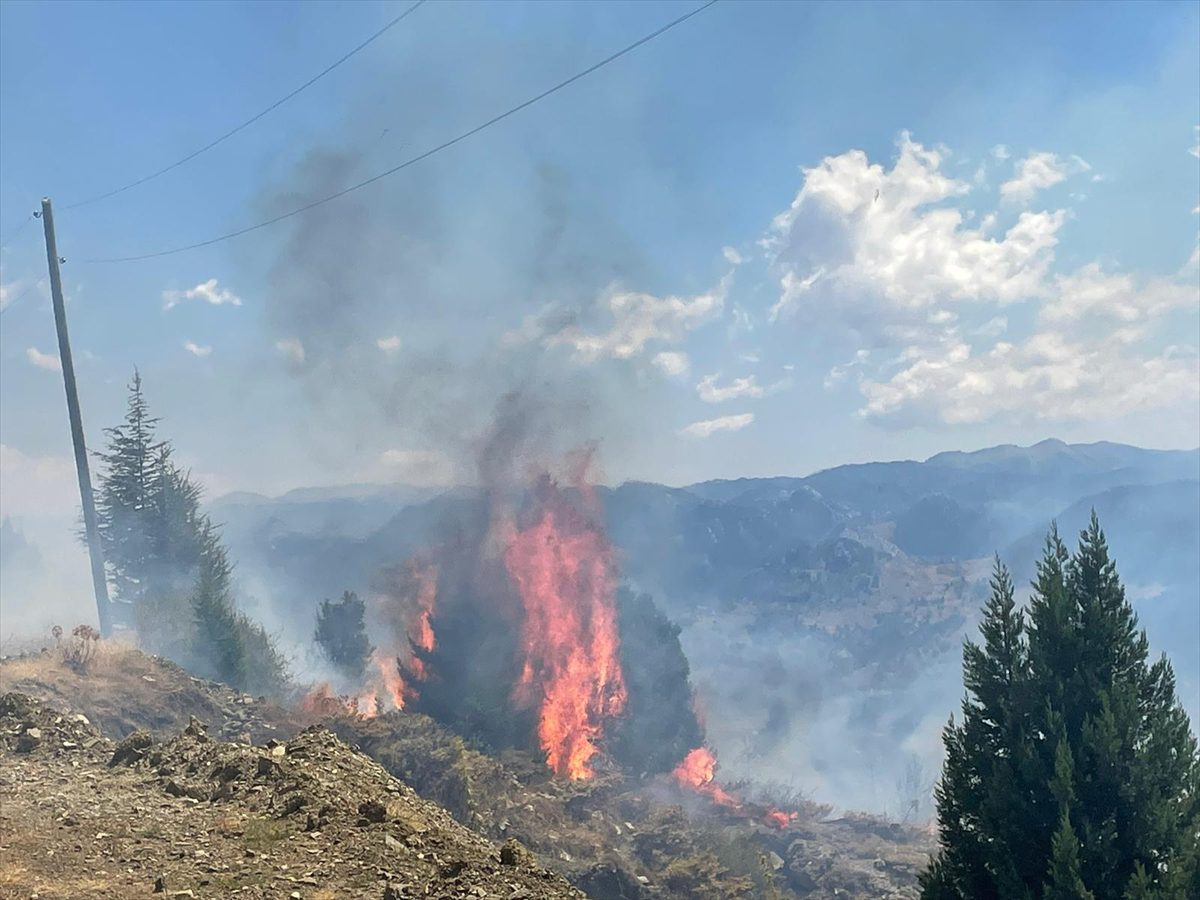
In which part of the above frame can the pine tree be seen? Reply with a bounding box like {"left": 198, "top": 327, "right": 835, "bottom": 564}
{"left": 190, "top": 520, "right": 247, "bottom": 689}
{"left": 93, "top": 372, "right": 288, "bottom": 695}
{"left": 94, "top": 370, "right": 165, "bottom": 608}
{"left": 314, "top": 590, "right": 373, "bottom": 680}
{"left": 922, "top": 515, "right": 1200, "bottom": 899}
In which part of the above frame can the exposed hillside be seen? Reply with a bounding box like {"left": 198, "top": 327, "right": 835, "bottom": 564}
{"left": 0, "top": 647, "right": 932, "bottom": 899}
{"left": 0, "top": 691, "right": 582, "bottom": 900}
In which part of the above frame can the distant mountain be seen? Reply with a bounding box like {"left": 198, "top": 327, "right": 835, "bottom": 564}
{"left": 211, "top": 440, "right": 1199, "bottom": 811}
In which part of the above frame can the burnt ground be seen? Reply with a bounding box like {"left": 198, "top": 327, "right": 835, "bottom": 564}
{"left": 0, "top": 646, "right": 933, "bottom": 899}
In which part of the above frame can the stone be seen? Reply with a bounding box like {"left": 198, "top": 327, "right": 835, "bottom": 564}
{"left": 110, "top": 730, "right": 153, "bottom": 767}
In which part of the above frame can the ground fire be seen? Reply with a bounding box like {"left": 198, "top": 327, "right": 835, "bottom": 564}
{"left": 673, "top": 745, "right": 799, "bottom": 830}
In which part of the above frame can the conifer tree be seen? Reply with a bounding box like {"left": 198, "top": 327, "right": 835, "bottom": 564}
{"left": 190, "top": 520, "right": 247, "bottom": 689}
{"left": 95, "top": 371, "right": 165, "bottom": 607}
{"left": 921, "top": 515, "right": 1199, "bottom": 899}
{"left": 314, "top": 590, "right": 373, "bottom": 680}
{"left": 93, "top": 371, "right": 288, "bottom": 695}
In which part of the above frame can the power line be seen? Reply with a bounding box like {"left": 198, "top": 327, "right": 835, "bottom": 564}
{"left": 84, "top": 0, "right": 720, "bottom": 264}
{"left": 0, "top": 276, "right": 47, "bottom": 316}
{"left": 63, "top": 0, "right": 426, "bottom": 211}
{"left": 0, "top": 213, "right": 35, "bottom": 253}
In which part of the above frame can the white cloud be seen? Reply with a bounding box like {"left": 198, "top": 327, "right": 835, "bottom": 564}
{"left": 999, "top": 152, "right": 1090, "bottom": 205}
{"left": 991, "top": 145, "right": 1010, "bottom": 161}
{"left": 857, "top": 330, "right": 1198, "bottom": 426}
{"left": 652, "top": 351, "right": 690, "bottom": 377}
{"left": 768, "top": 267, "right": 824, "bottom": 322}
{"left": 540, "top": 275, "right": 729, "bottom": 362}
{"left": 759, "top": 131, "right": 1197, "bottom": 429}
{"left": 696, "top": 373, "right": 765, "bottom": 403}
{"left": 378, "top": 449, "right": 456, "bottom": 486}
{"left": 275, "top": 338, "right": 305, "bottom": 364}
{"left": 0, "top": 282, "right": 15, "bottom": 311}
{"left": 163, "top": 278, "right": 242, "bottom": 311}
{"left": 1191, "top": 125, "right": 1199, "bottom": 159}
{"left": 824, "top": 349, "right": 870, "bottom": 388}
{"left": 1041, "top": 264, "right": 1196, "bottom": 324}
{"left": 26, "top": 347, "right": 60, "bottom": 371}
{"left": 722, "top": 246, "right": 746, "bottom": 266}
{"left": 183, "top": 340, "right": 212, "bottom": 358}
{"left": 765, "top": 133, "right": 1065, "bottom": 330}
{"left": 679, "top": 412, "right": 755, "bottom": 438}
{"left": 377, "top": 335, "right": 402, "bottom": 353}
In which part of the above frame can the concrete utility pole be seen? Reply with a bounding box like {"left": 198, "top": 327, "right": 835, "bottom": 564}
{"left": 40, "top": 197, "right": 113, "bottom": 636}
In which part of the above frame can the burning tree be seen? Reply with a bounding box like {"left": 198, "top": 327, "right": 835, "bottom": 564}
{"left": 323, "top": 466, "right": 706, "bottom": 783}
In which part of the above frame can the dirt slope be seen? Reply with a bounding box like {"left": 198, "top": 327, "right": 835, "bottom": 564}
{"left": 0, "top": 691, "right": 581, "bottom": 900}
{"left": 0, "top": 647, "right": 933, "bottom": 898}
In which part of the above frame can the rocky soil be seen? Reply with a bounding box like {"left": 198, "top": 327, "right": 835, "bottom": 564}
{"left": 0, "top": 647, "right": 933, "bottom": 898}
{"left": 0, "top": 691, "right": 581, "bottom": 899}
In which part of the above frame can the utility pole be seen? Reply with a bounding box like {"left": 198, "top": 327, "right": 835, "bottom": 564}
{"left": 39, "top": 197, "right": 112, "bottom": 636}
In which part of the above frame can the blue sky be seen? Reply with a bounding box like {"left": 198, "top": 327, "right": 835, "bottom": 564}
{"left": 1, "top": 0, "right": 1198, "bottom": 514}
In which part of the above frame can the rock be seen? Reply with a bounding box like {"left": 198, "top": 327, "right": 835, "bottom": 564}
{"left": 383, "top": 884, "right": 408, "bottom": 900}
{"left": 183, "top": 716, "right": 209, "bottom": 741}
{"left": 15, "top": 731, "right": 41, "bottom": 753}
{"left": 110, "top": 730, "right": 152, "bottom": 767}
{"left": 499, "top": 839, "right": 533, "bottom": 867}
{"left": 358, "top": 799, "right": 388, "bottom": 824}
{"left": 153, "top": 874, "right": 166, "bottom": 893}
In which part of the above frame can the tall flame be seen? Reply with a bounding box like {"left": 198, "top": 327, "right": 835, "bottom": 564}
{"left": 503, "top": 494, "right": 627, "bottom": 780}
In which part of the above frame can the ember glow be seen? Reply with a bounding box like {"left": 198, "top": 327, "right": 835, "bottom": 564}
{"left": 504, "top": 485, "right": 627, "bottom": 780}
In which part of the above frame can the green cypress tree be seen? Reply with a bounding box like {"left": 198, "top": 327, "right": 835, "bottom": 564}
{"left": 922, "top": 516, "right": 1199, "bottom": 899}
{"left": 190, "top": 520, "right": 247, "bottom": 689}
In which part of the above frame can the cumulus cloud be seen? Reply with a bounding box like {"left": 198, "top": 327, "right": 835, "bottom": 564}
{"left": 722, "top": 246, "right": 746, "bottom": 265}
{"left": 183, "top": 340, "right": 212, "bottom": 358}
{"left": 538, "top": 275, "right": 729, "bottom": 363}
{"left": 761, "top": 131, "right": 1197, "bottom": 428}
{"left": 696, "top": 373, "right": 766, "bottom": 403}
{"left": 275, "top": 338, "right": 306, "bottom": 364}
{"left": 652, "top": 351, "right": 690, "bottom": 377}
{"left": 858, "top": 330, "right": 1198, "bottom": 426}
{"left": 764, "top": 133, "right": 1065, "bottom": 331}
{"left": 377, "top": 335, "right": 402, "bottom": 353}
{"left": 25, "top": 347, "right": 60, "bottom": 371}
{"left": 999, "top": 152, "right": 1072, "bottom": 203}
{"left": 1041, "top": 264, "right": 1195, "bottom": 324}
{"left": 163, "top": 278, "right": 242, "bottom": 311}
{"left": 679, "top": 412, "right": 755, "bottom": 438}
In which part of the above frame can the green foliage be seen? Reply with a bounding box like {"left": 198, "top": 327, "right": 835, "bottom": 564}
{"left": 313, "top": 590, "right": 373, "bottom": 680}
{"left": 94, "top": 371, "right": 288, "bottom": 695}
{"left": 609, "top": 589, "right": 704, "bottom": 775}
{"left": 922, "top": 515, "right": 1200, "bottom": 899}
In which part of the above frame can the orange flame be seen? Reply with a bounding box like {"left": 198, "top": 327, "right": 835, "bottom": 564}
{"left": 504, "top": 493, "right": 626, "bottom": 781}
{"left": 672, "top": 746, "right": 798, "bottom": 830}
